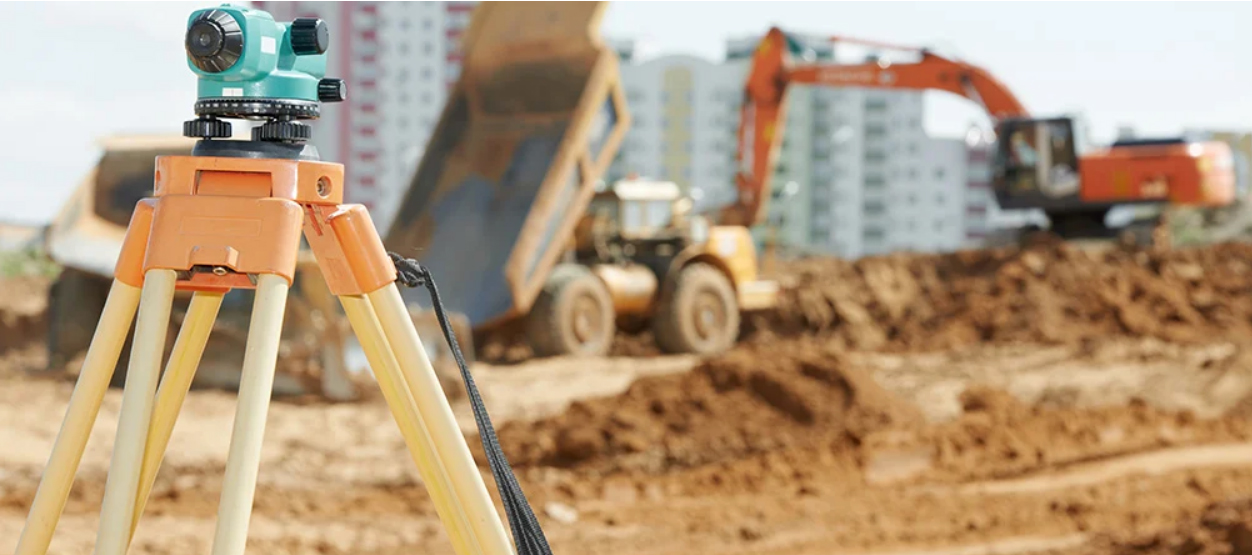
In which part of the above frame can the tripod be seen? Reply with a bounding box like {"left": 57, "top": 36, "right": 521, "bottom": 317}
{"left": 15, "top": 140, "right": 520, "bottom": 555}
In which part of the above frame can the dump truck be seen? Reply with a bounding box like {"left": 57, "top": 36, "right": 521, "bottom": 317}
{"left": 43, "top": 135, "right": 473, "bottom": 401}
{"left": 385, "top": 1, "right": 779, "bottom": 359}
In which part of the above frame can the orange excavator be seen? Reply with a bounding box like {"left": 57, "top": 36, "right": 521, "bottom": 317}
{"left": 730, "top": 28, "right": 1237, "bottom": 240}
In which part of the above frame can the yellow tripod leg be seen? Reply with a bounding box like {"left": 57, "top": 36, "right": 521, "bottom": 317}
{"left": 94, "top": 269, "right": 177, "bottom": 555}
{"left": 368, "top": 284, "right": 514, "bottom": 555}
{"left": 210, "top": 274, "right": 289, "bottom": 555}
{"left": 128, "top": 291, "right": 224, "bottom": 542}
{"left": 15, "top": 279, "right": 142, "bottom": 555}
{"left": 339, "top": 295, "right": 479, "bottom": 555}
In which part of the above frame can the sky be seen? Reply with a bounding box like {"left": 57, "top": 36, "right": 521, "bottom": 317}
{"left": 2, "top": 1, "right": 1251, "bottom": 226}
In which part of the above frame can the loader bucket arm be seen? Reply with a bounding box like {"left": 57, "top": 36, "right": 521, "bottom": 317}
{"left": 384, "top": 1, "right": 630, "bottom": 329}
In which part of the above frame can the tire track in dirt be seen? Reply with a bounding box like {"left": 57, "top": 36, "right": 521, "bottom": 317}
{"left": 952, "top": 442, "right": 1252, "bottom": 496}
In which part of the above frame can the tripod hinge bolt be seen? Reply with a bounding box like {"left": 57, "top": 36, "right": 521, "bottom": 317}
{"left": 212, "top": 266, "right": 229, "bottom": 276}
{"left": 318, "top": 78, "right": 347, "bottom": 103}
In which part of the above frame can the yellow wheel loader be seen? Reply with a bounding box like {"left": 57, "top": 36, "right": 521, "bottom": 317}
{"left": 385, "top": 1, "right": 779, "bottom": 359}
{"left": 44, "top": 135, "right": 473, "bottom": 401}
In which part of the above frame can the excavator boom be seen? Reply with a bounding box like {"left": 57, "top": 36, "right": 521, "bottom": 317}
{"left": 733, "top": 27, "right": 1236, "bottom": 233}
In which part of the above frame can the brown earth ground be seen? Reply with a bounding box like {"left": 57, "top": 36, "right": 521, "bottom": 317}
{"left": 6, "top": 240, "right": 1252, "bottom": 554}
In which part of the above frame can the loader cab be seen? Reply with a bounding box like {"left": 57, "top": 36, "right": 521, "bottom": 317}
{"left": 992, "top": 117, "right": 1082, "bottom": 210}
{"left": 588, "top": 179, "right": 685, "bottom": 239}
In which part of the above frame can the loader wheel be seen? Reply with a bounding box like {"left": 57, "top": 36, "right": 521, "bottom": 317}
{"left": 652, "top": 263, "right": 739, "bottom": 356}
{"left": 46, "top": 268, "right": 112, "bottom": 378}
{"left": 526, "top": 264, "right": 615, "bottom": 358}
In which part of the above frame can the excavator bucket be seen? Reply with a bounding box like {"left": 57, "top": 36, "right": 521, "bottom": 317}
{"left": 384, "top": 1, "right": 630, "bottom": 329}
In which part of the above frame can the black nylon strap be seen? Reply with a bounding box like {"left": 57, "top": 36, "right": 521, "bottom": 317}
{"left": 388, "top": 252, "right": 554, "bottom": 555}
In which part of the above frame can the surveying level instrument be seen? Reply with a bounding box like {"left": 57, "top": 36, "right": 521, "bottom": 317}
{"left": 15, "top": 5, "right": 551, "bottom": 555}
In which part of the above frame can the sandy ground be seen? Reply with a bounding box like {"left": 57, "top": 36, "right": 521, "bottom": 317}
{"left": 4, "top": 336, "right": 1252, "bottom": 554}
{"left": 9, "top": 241, "right": 1252, "bottom": 553}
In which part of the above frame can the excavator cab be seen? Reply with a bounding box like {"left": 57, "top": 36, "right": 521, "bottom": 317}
{"left": 992, "top": 117, "right": 1083, "bottom": 211}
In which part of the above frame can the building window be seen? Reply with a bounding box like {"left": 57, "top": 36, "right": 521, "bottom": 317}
{"left": 421, "top": 67, "right": 433, "bottom": 79}
{"left": 863, "top": 226, "right": 887, "bottom": 241}
{"left": 865, "top": 150, "right": 887, "bottom": 163}
{"left": 424, "top": 42, "right": 434, "bottom": 55}
{"left": 863, "top": 200, "right": 886, "bottom": 216}
{"left": 935, "top": 167, "right": 946, "bottom": 180}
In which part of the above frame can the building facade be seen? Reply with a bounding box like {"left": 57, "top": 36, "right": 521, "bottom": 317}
{"left": 251, "top": 0, "right": 476, "bottom": 231}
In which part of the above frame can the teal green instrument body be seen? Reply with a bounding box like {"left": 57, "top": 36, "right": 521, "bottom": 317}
{"left": 186, "top": 4, "right": 329, "bottom": 103}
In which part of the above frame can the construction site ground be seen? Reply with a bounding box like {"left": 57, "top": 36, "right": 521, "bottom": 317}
{"left": 8, "top": 240, "right": 1252, "bottom": 554}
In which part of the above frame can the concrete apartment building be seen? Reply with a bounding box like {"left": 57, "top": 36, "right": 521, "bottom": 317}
{"left": 612, "top": 36, "right": 971, "bottom": 259}
{"left": 250, "top": 0, "right": 476, "bottom": 231}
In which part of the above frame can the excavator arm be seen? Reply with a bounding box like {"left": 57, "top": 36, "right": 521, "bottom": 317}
{"left": 729, "top": 28, "right": 1029, "bottom": 226}
{"left": 731, "top": 27, "right": 1235, "bottom": 232}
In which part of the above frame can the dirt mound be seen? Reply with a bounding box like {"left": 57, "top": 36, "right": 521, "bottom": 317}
{"left": 0, "top": 275, "right": 49, "bottom": 353}
{"left": 492, "top": 338, "right": 923, "bottom": 476}
{"left": 755, "top": 241, "right": 1252, "bottom": 351}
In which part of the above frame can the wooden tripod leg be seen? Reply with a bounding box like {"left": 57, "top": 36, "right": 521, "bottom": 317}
{"left": 210, "top": 274, "right": 289, "bottom": 555}
{"left": 367, "top": 284, "right": 514, "bottom": 555}
{"left": 94, "top": 270, "right": 178, "bottom": 555}
{"left": 128, "top": 291, "right": 225, "bottom": 542}
{"left": 339, "top": 295, "right": 479, "bottom": 555}
{"left": 14, "top": 280, "right": 142, "bottom": 555}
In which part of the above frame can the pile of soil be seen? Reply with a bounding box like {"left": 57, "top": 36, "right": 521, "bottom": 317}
{"left": 756, "top": 240, "right": 1252, "bottom": 351}
{"left": 492, "top": 338, "right": 923, "bottom": 476}
{"left": 491, "top": 339, "right": 1252, "bottom": 487}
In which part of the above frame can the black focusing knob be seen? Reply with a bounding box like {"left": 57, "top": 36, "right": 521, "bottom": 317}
{"left": 318, "top": 78, "right": 347, "bottom": 102}
{"left": 290, "top": 18, "right": 330, "bottom": 55}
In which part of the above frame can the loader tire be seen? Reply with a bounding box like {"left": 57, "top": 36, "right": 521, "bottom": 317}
{"left": 652, "top": 263, "right": 739, "bottom": 356}
{"left": 46, "top": 268, "right": 113, "bottom": 379}
{"left": 525, "top": 264, "right": 615, "bottom": 358}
